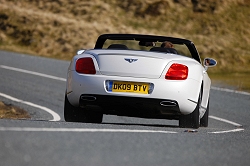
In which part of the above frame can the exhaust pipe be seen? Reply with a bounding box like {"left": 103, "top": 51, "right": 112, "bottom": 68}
{"left": 160, "top": 101, "right": 177, "bottom": 107}
{"left": 81, "top": 95, "right": 96, "bottom": 101}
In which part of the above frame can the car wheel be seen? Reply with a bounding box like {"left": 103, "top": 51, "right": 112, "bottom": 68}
{"left": 200, "top": 101, "right": 209, "bottom": 127}
{"left": 64, "top": 95, "right": 103, "bottom": 123}
{"left": 64, "top": 95, "right": 81, "bottom": 122}
{"left": 179, "top": 89, "right": 201, "bottom": 129}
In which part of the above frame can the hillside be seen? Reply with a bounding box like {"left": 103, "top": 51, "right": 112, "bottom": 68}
{"left": 0, "top": 0, "right": 250, "bottom": 74}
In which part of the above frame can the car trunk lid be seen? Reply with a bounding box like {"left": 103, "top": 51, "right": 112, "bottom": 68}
{"left": 94, "top": 51, "right": 173, "bottom": 79}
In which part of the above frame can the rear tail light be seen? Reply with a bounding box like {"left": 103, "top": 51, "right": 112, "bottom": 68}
{"left": 75, "top": 57, "right": 96, "bottom": 74}
{"left": 165, "top": 63, "right": 188, "bottom": 80}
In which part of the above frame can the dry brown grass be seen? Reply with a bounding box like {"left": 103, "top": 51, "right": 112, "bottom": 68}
{"left": 0, "top": 101, "right": 30, "bottom": 119}
{"left": 0, "top": 0, "right": 250, "bottom": 73}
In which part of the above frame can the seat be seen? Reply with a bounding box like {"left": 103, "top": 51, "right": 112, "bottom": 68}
{"left": 107, "top": 44, "right": 128, "bottom": 50}
{"left": 150, "top": 47, "right": 178, "bottom": 54}
{"left": 167, "top": 48, "right": 178, "bottom": 54}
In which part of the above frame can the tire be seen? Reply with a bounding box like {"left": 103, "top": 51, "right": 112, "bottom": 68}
{"left": 64, "top": 95, "right": 103, "bottom": 123}
{"left": 179, "top": 89, "right": 201, "bottom": 129}
{"left": 64, "top": 95, "right": 81, "bottom": 122}
{"left": 200, "top": 101, "right": 209, "bottom": 127}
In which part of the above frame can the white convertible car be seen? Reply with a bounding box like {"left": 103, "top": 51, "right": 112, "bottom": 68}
{"left": 64, "top": 34, "right": 216, "bottom": 128}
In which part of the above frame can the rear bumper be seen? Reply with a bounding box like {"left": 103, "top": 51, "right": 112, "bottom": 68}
{"left": 67, "top": 70, "right": 201, "bottom": 115}
{"left": 79, "top": 94, "right": 181, "bottom": 120}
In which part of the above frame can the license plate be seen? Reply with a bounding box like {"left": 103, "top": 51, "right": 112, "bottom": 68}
{"left": 111, "top": 81, "right": 149, "bottom": 94}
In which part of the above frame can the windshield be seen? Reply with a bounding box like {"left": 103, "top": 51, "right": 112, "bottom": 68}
{"left": 102, "top": 39, "right": 192, "bottom": 58}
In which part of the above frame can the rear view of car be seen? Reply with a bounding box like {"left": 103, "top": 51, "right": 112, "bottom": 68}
{"left": 64, "top": 34, "right": 216, "bottom": 128}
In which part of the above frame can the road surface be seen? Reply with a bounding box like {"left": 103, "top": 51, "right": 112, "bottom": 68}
{"left": 0, "top": 50, "right": 249, "bottom": 166}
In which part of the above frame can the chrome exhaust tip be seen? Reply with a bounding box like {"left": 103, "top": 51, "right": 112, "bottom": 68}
{"left": 160, "top": 101, "right": 177, "bottom": 107}
{"left": 80, "top": 95, "right": 97, "bottom": 101}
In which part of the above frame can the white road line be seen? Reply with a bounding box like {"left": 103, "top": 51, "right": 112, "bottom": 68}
{"left": 0, "top": 127, "right": 177, "bottom": 134}
{"left": 0, "top": 65, "right": 66, "bottom": 82}
{"left": 208, "top": 128, "right": 244, "bottom": 134}
{"left": 209, "top": 115, "right": 243, "bottom": 127}
{"left": 0, "top": 92, "right": 61, "bottom": 121}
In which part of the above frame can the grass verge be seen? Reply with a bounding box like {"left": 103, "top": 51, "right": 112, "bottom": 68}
{"left": 0, "top": 101, "right": 30, "bottom": 119}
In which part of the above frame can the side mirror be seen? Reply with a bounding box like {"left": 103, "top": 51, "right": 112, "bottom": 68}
{"left": 203, "top": 58, "right": 217, "bottom": 70}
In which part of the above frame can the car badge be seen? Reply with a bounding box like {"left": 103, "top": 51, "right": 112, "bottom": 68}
{"left": 124, "top": 58, "right": 138, "bottom": 63}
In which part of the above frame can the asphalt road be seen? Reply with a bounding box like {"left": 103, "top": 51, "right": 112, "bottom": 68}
{"left": 0, "top": 50, "right": 249, "bottom": 166}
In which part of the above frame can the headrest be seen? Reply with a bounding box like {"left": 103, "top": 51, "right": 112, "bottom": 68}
{"left": 107, "top": 44, "right": 128, "bottom": 49}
